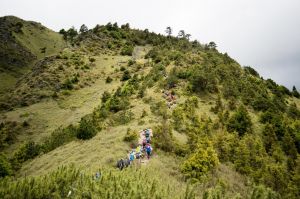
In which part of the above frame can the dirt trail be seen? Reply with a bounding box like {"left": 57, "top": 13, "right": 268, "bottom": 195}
{"left": 137, "top": 129, "right": 153, "bottom": 165}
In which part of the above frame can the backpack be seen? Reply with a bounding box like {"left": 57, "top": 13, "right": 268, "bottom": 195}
{"left": 145, "top": 130, "right": 150, "bottom": 138}
{"left": 146, "top": 146, "right": 151, "bottom": 153}
{"left": 146, "top": 137, "right": 150, "bottom": 143}
{"left": 136, "top": 153, "right": 140, "bottom": 159}
{"left": 130, "top": 153, "right": 135, "bottom": 161}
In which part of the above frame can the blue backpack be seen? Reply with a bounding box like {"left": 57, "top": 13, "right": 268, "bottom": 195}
{"left": 146, "top": 146, "right": 151, "bottom": 153}
{"left": 130, "top": 153, "right": 135, "bottom": 161}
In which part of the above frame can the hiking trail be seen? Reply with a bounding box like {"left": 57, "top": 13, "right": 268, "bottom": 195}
{"left": 138, "top": 129, "right": 153, "bottom": 165}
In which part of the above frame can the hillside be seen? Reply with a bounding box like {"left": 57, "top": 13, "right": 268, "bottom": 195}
{"left": 1, "top": 18, "right": 300, "bottom": 199}
{"left": 0, "top": 16, "right": 65, "bottom": 95}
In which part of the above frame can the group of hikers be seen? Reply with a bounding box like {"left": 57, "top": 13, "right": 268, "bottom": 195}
{"left": 116, "top": 129, "right": 153, "bottom": 170}
{"left": 162, "top": 90, "right": 177, "bottom": 109}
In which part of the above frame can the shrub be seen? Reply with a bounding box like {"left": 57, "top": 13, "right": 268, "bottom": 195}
{"left": 12, "top": 141, "right": 41, "bottom": 166}
{"left": 120, "top": 66, "right": 126, "bottom": 71}
{"left": 226, "top": 105, "right": 252, "bottom": 136}
{"left": 0, "top": 165, "right": 193, "bottom": 198}
{"left": 244, "top": 66, "right": 260, "bottom": 77}
{"left": 233, "top": 134, "right": 266, "bottom": 175}
{"left": 292, "top": 86, "right": 300, "bottom": 98}
{"left": 166, "top": 70, "right": 178, "bottom": 88}
{"left": 76, "top": 118, "right": 97, "bottom": 140}
{"left": 251, "top": 185, "right": 280, "bottom": 199}
{"left": 288, "top": 103, "right": 300, "bottom": 119}
{"left": 0, "top": 122, "right": 18, "bottom": 149}
{"left": 42, "top": 125, "right": 77, "bottom": 153}
{"left": 106, "top": 76, "right": 113, "bottom": 83}
{"left": 0, "top": 153, "right": 12, "bottom": 178}
{"left": 153, "top": 121, "right": 176, "bottom": 152}
{"left": 188, "top": 71, "right": 208, "bottom": 93}
{"left": 120, "top": 45, "right": 134, "bottom": 56}
{"left": 128, "top": 59, "right": 136, "bottom": 66}
{"left": 101, "top": 91, "right": 111, "bottom": 104}
{"left": 138, "top": 86, "right": 146, "bottom": 98}
{"left": 105, "top": 95, "right": 130, "bottom": 113}
{"left": 62, "top": 78, "right": 74, "bottom": 90}
{"left": 123, "top": 128, "right": 138, "bottom": 142}
{"left": 89, "top": 57, "right": 96, "bottom": 63}
{"left": 150, "top": 101, "right": 168, "bottom": 119}
{"left": 111, "top": 110, "right": 134, "bottom": 125}
{"left": 251, "top": 95, "right": 273, "bottom": 112}
{"left": 181, "top": 138, "right": 219, "bottom": 179}
{"left": 121, "top": 70, "right": 131, "bottom": 81}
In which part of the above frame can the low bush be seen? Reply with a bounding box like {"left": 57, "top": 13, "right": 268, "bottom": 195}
{"left": 226, "top": 105, "right": 252, "bottom": 136}
{"left": 105, "top": 76, "right": 113, "bottom": 83}
{"left": 0, "top": 153, "right": 12, "bottom": 178}
{"left": 0, "top": 166, "right": 194, "bottom": 198}
{"left": 152, "top": 121, "right": 176, "bottom": 153}
{"left": 110, "top": 110, "right": 134, "bottom": 126}
{"left": 181, "top": 138, "right": 219, "bottom": 179}
{"left": 123, "top": 128, "right": 138, "bottom": 142}
{"left": 121, "top": 70, "right": 131, "bottom": 81}
{"left": 120, "top": 45, "right": 134, "bottom": 56}
{"left": 76, "top": 117, "right": 97, "bottom": 140}
{"left": 11, "top": 141, "right": 41, "bottom": 170}
{"left": 42, "top": 125, "right": 77, "bottom": 152}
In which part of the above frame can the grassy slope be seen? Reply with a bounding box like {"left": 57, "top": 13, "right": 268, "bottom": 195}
{"left": 14, "top": 23, "right": 65, "bottom": 59}
{"left": 0, "top": 16, "right": 65, "bottom": 94}
{"left": 2, "top": 55, "right": 129, "bottom": 153}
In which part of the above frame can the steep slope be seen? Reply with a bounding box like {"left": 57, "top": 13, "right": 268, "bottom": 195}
{"left": 0, "top": 16, "right": 65, "bottom": 94}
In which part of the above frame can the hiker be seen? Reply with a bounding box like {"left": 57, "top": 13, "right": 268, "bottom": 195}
{"left": 129, "top": 150, "right": 135, "bottom": 163}
{"left": 146, "top": 136, "right": 151, "bottom": 144}
{"left": 124, "top": 158, "right": 131, "bottom": 167}
{"left": 145, "top": 129, "right": 150, "bottom": 138}
{"left": 142, "top": 139, "right": 147, "bottom": 149}
{"left": 145, "top": 144, "right": 152, "bottom": 159}
{"left": 136, "top": 145, "right": 142, "bottom": 154}
{"left": 117, "top": 158, "right": 125, "bottom": 170}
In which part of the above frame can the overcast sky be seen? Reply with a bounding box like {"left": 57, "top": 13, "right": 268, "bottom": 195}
{"left": 1, "top": 0, "right": 299, "bottom": 89}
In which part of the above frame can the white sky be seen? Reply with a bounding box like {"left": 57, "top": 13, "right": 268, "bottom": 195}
{"left": 1, "top": 0, "right": 300, "bottom": 89}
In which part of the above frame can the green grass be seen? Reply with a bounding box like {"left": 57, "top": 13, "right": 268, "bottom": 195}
{"left": 0, "top": 73, "right": 17, "bottom": 94}
{"left": 14, "top": 22, "right": 65, "bottom": 59}
{"left": 2, "top": 62, "right": 123, "bottom": 153}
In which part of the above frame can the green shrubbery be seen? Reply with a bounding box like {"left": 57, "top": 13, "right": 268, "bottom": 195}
{"left": 123, "top": 128, "right": 138, "bottom": 142}
{"left": 76, "top": 117, "right": 97, "bottom": 140}
{"left": 42, "top": 125, "right": 77, "bottom": 152}
{"left": 120, "top": 45, "right": 134, "bottom": 56}
{"left": 226, "top": 105, "right": 252, "bottom": 136}
{"left": 110, "top": 110, "right": 134, "bottom": 126}
{"left": 181, "top": 138, "right": 219, "bottom": 179}
{"left": 121, "top": 70, "right": 131, "bottom": 81}
{"left": 0, "top": 153, "right": 12, "bottom": 178}
{"left": 0, "top": 165, "right": 194, "bottom": 199}
{"left": 153, "top": 121, "right": 176, "bottom": 153}
{"left": 105, "top": 76, "right": 113, "bottom": 83}
{"left": 0, "top": 121, "right": 19, "bottom": 149}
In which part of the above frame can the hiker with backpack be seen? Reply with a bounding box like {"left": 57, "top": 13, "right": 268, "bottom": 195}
{"left": 145, "top": 143, "right": 152, "bottom": 159}
{"left": 117, "top": 158, "right": 125, "bottom": 170}
{"left": 129, "top": 150, "right": 135, "bottom": 163}
{"left": 145, "top": 129, "right": 151, "bottom": 143}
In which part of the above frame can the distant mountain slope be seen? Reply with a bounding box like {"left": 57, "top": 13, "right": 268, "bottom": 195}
{"left": 0, "top": 16, "right": 65, "bottom": 94}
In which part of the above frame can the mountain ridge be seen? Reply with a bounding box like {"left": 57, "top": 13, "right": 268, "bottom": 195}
{"left": 0, "top": 16, "right": 300, "bottom": 198}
